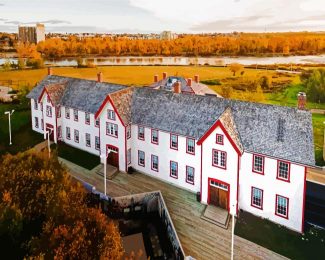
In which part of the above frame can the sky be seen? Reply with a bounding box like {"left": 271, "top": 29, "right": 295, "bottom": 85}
{"left": 0, "top": 0, "right": 324, "bottom": 33}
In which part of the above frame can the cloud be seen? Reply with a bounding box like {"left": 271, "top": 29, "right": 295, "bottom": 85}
{"left": 3, "top": 19, "right": 71, "bottom": 26}
{"left": 0, "top": 3, "right": 4, "bottom": 6}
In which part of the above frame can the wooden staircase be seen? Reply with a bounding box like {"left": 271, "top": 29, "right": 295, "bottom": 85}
{"left": 95, "top": 164, "right": 118, "bottom": 180}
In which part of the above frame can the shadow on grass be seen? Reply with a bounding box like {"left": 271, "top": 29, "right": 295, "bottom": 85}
{"left": 235, "top": 210, "right": 325, "bottom": 260}
{"left": 51, "top": 142, "right": 100, "bottom": 170}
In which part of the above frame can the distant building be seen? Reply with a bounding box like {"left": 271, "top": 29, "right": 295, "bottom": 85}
{"left": 18, "top": 23, "right": 45, "bottom": 44}
{"left": 160, "top": 31, "right": 177, "bottom": 40}
{"left": 148, "top": 72, "right": 220, "bottom": 97}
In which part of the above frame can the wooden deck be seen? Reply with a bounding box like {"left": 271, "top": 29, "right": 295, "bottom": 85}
{"left": 61, "top": 159, "right": 287, "bottom": 260}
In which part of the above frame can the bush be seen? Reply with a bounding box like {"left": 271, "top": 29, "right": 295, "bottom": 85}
{"left": 26, "top": 58, "right": 44, "bottom": 69}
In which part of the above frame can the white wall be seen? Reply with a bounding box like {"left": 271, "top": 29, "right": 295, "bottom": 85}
{"left": 130, "top": 125, "right": 201, "bottom": 193}
{"left": 98, "top": 102, "right": 126, "bottom": 171}
{"left": 60, "top": 106, "right": 100, "bottom": 157}
{"left": 40, "top": 94, "right": 57, "bottom": 142}
{"left": 201, "top": 125, "right": 239, "bottom": 215}
{"left": 239, "top": 152, "right": 305, "bottom": 232}
{"left": 30, "top": 98, "right": 44, "bottom": 134}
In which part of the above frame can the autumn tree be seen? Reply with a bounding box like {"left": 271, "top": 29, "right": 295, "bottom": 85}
{"left": 229, "top": 63, "right": 244, "bottom": 76}
{"left": 302, "top": 69, "right": 325, "bottom": 103}
{"left": 0, "top": 151, "right": 123, "bottom": 259}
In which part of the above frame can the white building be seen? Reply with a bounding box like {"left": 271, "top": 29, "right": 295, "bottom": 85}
{"left": 27, "top": 70, "right": 315, "bottom": 233}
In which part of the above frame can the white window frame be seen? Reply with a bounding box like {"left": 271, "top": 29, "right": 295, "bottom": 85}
{"left": 85, "top": 133, "right": 91, "bottom": 147}
{"left": 106, "top": 122, "right": 118, "bottom": 137}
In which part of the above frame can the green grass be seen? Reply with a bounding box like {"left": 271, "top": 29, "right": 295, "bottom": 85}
{"left": 266, "top": 83, "right": 325, "bottom": 110}
{"left": 52, "top": 142, "right": 100, "bottom": 170}
{"left": 313, "top": 113, "right": 325, "bottom": 166}
{"left": 0, "top": 96, "right": 44, "bottom": 155}
{"left": 235, "top": 211, "right": 325, "bottom": 260}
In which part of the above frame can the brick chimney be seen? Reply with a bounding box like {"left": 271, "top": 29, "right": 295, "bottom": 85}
{"left": 163, "top": 72, "right": 167, "bottom": 80}
{"left": 173, "top": 81, "right": 181, "bottom": 94}
{"left": 154, "top": 74, "right": 158, "bottom": 83}
{"left": 97, "top": 72, "right": 103, "bottom": 83}
{"left": 48, "top": 67, "right": 53, "bottom": 76}
{"left": 297, "top": 92, "right": 306, "bottom": 110}
{"left": 187, "top": 78, "right": 192, "bottom": 87}
{"left": 194, "top": 75, "right": 199, "bottom": 83}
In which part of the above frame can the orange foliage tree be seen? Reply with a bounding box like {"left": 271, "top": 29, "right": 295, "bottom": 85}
{"left": 0, "top": 151, "right": 123, "bottom": 259}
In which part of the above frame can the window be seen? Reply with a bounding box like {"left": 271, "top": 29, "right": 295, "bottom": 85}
{"left": 251, "top": 187, "right": 263, "bottom": 210}
{"left": 65, "top": 107, "right": 70, "bottom": 119}
{"left": 106, "top": 122, "right": 118, "bottom": 137}
{"left": 95, "top": 119, "right": 100, "bottom": 127}
{"left": 86, "top": 133, "right": 91, "bottom": 147}
{"left": 41, "top": 119, "right": 44, "bottom": 130}
{"left": 40, "top": 103, "right": 43, "bottom": 111}
{"left": 170, "top": 161, "right": 178, "bottom": 179}
{"left": 151, "top": 129, "right": 159, "bottom": 144}
{"left": 138, "top": 150, "right": 145, "bottom": 166}
{"left": 57, "top": 107, "right": 61, "bottom": 118}
{"left": 276, "top": 195, "right": 289, "bottom": 219}
{"left": 46, "top": 105, "right": 52, "bottom": 117}
{"left": 127, "top": 125, "right": 131, "bottom": 139}
{"left": 186, "top": 166, "right": 195, "bottom": 184}
{"left": 95, "top": 136, "right": 100, "bottom": 150}
{"left": 151, "top": 155, "right": 158, "bottom": 172}
{"left": 253, "top": 155, "right": 264, "bottom": 174}
{"left": 170, "top": 134, "right": 178, "bottom": 150}
{"left": 210, "top": 180, "right": 228, "bottom": 190}
{"left": 107, "top": 109, "right": 116, "bottom": 120}
{"left": 216, "top": 134, "right": 224, "bottom": 145}
{"left": 127, "top": 149, "right": 131, "bottom": 165}
{"left": 74, "top": 129, "right": 79, "bottom": 143}
{"left": 74, "top": 109, "right": 78, "bottom": 121}
{"left": 186, "top": 138, "right": 195, "bottom": 154}
{"left": 277, "top": 161, "right": 290, "bottom": 181}
{"left": 58, "top": 126, "right": 62, "bottom": 139}
{"left": 138, "top": 126, "right": 145, "bottom": 140}
{"left": 35, "top": 117, "right": 39, "bottom": 128}
{"left": 66, "top": 127, "right": 71, "bottom": 140}
{"left": 85, "top": 113, "right": 90, "bottom": 125}
{"left": 34, "top": 100, "right": 38, "bottom": 110}
{"left": 212, "top": 149, "right": 227, "bottom": 169}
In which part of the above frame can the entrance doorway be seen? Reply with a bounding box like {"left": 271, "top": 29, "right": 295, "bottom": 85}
{"left": 45, "top": 123, "right": 54, "bottom": 141}
{"left": 106, "top": 144, "right": 119, "bottom": 168}
{"left": 208, "top": 179, "right": 229, "bottom": 211}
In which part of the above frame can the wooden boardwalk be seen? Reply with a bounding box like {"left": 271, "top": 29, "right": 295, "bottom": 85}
{"left": 62, "top": 159, "right": 287, "bottom": 260}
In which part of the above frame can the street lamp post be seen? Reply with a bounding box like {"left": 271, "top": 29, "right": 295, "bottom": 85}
{"left": 100, "top": 153, "right": 108, "bottom": 196}
{"left": 4, "top": 110, "right": 14, "bottom": 145}
{"left": 231, "top": 201, "right": 237, "bottom": 260}
{"left": 46, "top": 129, "right": 53, "bottom": 158}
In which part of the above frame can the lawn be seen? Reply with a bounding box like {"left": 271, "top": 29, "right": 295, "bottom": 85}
{"left": 313, "top": 113, "right": 325, "bottom": 166}
{"left": 0, "top": 66, "right": 297, "bottom": 90}
{"left": 52, "top": 142, "right": 100, "bottom": 170}
{"left": 235, "top": 211, "right": 325, "bottom": 260}
{"left": 0, "top": 95, "right": 45, "bottom": 155}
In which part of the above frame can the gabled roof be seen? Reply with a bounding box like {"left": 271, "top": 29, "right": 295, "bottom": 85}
{"left": 39, "top": 82, "right": 68, "bottom": 105}
{"left": 148, "top": 76, "right": 219, "bottom": 96}
{"left": 27, "top": 75, "right": 126, "bottom": 113}
{"left": 129, "top": 88, "right": 315, "bottom": 166}
{"left": 27, "top": 75, "right": 315, "bottom": 166}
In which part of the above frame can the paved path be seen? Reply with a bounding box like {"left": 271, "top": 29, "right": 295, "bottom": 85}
{"left": 60, "top": 159, "right": 287, "bottom": 260}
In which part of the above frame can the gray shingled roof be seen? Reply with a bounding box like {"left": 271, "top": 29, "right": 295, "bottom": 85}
{"left": 26, "top": 75, "right": 126, "bottom": 113}
{"left": 27, "top": 76, "right": 315, "bottom": 166}
{"left": 131, "top": 88, "right": 315, "bottom": 166}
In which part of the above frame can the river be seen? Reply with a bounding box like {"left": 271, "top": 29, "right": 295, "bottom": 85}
{"left": 1, "top": 55, "right": 325, "bottom": 66}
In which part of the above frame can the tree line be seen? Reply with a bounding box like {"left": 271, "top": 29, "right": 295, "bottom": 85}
{"left": 28, "top": 33, "right": 325, "bottom": 58}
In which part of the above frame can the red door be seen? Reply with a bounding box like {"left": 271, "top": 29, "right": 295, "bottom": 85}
{"left": 106, "top": 145, "right": 119, "bottom": 168}
{"left": 45, "top": 124, "right": 54, "bottom": 141}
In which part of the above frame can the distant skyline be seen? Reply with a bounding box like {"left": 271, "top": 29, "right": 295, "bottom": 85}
{"left": 0, "top": 0, "right": 324, "bottom": 33}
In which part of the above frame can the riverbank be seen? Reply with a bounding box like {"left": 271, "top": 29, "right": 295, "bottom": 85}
{"left": 2, "top": 54, "right": 325, "bottom": 67}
